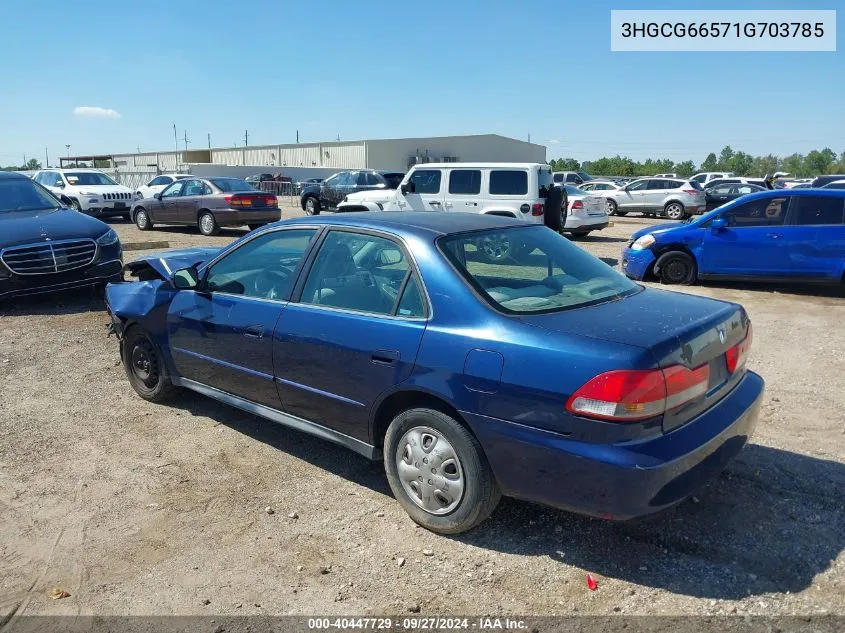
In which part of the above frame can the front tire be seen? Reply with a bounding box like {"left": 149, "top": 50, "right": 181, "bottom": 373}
{"left": 606, "top": 199, "right": 618, "bottom": 216}
{"left": 198, "top": 211, "right": 219, "bottom": 236}
{"left": 657, "top": 251, "right": 697, "bottom": 285}
{"left": 134, "top": 207, "right": 151, "bottom": 231}
{"left": 70, "top": 198, "right": 83, "bottom": 213}
{"left": 384, "top": 408, "right": 500, "bottom": 535}
{"left": 303, "top": 196, "right": 320, "bottom": 215}
{"left": 122, "top": 327, "right": 177, "bottom": 403}
{"left": 664, "top": 202, "right": 685, "bottom": 220}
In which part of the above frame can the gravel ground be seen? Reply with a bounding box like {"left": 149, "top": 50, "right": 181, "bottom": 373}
{"left": 1, "top": 208, "right": 843, "bottom": 619}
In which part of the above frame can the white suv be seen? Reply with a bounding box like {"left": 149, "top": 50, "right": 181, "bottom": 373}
{"left": 33, "top": 169, "right": 135, "bottom": 218}
{"left": 604, "top": 177, "right": 705, "bottom": 219}
{"left": 338, "top": 163, "right": 554, "bottom": 224}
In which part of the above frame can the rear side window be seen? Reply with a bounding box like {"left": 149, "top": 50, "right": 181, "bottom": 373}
{"left": 789, "top": 196, "right": 845, "bottom": 225}
{"left": 409, "top": 170, "right": 441, "bottom": 194}
{"left": 489, "top": 170, "right": 528, "bottom": 195}
{"left": 722, "top": 197, "right": 789, "bottom": 227}
{"left": 646, "top": 179, "right": 668, "bottom": 190}
{"left": 449, "top": 170, "right": 482, "bottom": 195}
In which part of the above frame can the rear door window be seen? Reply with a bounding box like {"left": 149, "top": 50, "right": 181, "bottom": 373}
{"left": 489, "top": 170, "right": 528, "bottom": 195}
{"left": 788, "top": 196, "right": 845, "bottom": 225}
{"left": 449, "top": 170, "right": 482, "bottom": 195}
{"left": 646, "top": 179, "right": 668, "bottom": 190}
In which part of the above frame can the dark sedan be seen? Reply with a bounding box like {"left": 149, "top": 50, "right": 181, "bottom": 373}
{"left": 299, "top": 170, "right": 405, "bottom": 214}
{"left": 131, "top": 177, "right": 280, "bottom": 236}
{"left": 703, "top": 183, "right": 766, "bottom": 212}
{"left": 0, "top": 172, "right": 122, "bottom": 300}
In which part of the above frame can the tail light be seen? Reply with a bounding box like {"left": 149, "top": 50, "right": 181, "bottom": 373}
{"left": 571, "top": 200, "right": 584, "bottom": 210}
{"left": 682, "top": 189, "right": 700, "bottom": 195}
{"left": 531, "top": 202, "right": 544, "bottom": 216}
{"left": 726, "top": 323, "right": 753, "bottom": 374}
{"left": 566, "top": 364, "right": 710, "bottom": 422}
{"left": 224, "top": 194, "right": 278, "bottom": 207}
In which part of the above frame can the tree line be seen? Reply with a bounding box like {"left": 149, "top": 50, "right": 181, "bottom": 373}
{"left": 2, "top": 158, "right": 42, "bottom": 171}
{"left": 549, "top": 147, "right": 845, "bottom": 179}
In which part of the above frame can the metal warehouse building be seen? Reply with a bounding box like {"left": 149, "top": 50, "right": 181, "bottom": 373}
{"left": 64, "top": 134, "right": 546, "bottom": 174}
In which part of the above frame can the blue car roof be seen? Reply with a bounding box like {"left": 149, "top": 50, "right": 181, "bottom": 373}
{"left": 0, "top": 171, "right": 30, "bottom": 180}
{"left": 279, "top": 212, "right": 525, "bottom": 238}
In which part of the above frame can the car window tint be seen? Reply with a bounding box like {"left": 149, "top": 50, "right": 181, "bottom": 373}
{"left": 489, "top": 170, "right": 528, "bottom": 195}
{"left": 736, "top": 185, "right": 756, "bottom": 195}
{"left": 149, "top": 176, "right": 169, "bottom": 186}
{"left": 722, "top": 197, "right": 789, "bottom": 227}
{"left": 160, "top": 181, "right": 185, "bottom": 197}
{"left": 1, "top": 177, "right": 62, "bottom": 212}
{"left": 440, "top": 226, "right": 638, "bottom": 313}
{"left": 396, "top": 274, "right": 426, "bottom": 318}
{"left": 646, "top": 180, "right": 667, "bottom": 190}
{"left": 711, "top": 185, "right": 733, "bottom": 195}
{"left": 627, "top": 180, "right": 648, "bottom": 191}
{"left": 409, "top": 170, "right": 441, "bottom": 194}
{"left": 182, "top": 180, "right": 204, "bottom": 196}
{"left": 201, "top": 183, "right": 213, "bottom": 195}
{"left": 364, "top": 172, "right": 381, "bottom": 186}
{"left": 205, "top": 229, "right": 317, "bottom": 300}
{"left": 449, "top": 170, "right": 482, "bottom": 195}
{"left": 553, "top": 174, "right": 565, "bottom": 183}
{"left": 301, "top": 231, "right": 409, "bottom": 315}
{"left": 789, "top": 196, "right": 845, "bottom": 225}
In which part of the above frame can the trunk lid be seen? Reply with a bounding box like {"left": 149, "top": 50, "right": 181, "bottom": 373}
{"left": 519, "top": 287, "right": 750, "bottom": 432}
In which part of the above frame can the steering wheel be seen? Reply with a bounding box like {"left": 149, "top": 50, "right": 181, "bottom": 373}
{"left": 253, "top": 265, "right": 293, "bottom": 300}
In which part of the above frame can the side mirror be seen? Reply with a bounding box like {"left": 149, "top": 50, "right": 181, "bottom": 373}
{"left": 172, "top": 267, "right": 199, "bottom": 289}
{"left": 153, "top": 193, "right": 162, "bottom": 200}
{"left": 711, "top": 217, "right": 728, "bottom": 231}
{"left": 400, "top": 182, "right": 416, "bottom": 195}
{"left": 54, "top": 181, "right": 65, "bottom": 188}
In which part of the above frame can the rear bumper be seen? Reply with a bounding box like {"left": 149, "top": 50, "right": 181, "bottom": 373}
{"left": 565, "top": 218, "right": 609, "bottom": 232}
{"left": 0, "top": 258, "right": 123, "bottom": 300}
{"left": 213, "top": 208, "right": 281, "bottom": 225}
{"left": 462, "top": 370, "right": 764, "bottom": 520}
{"left": 621, "top": 245, "right": 655, "bottom": 280}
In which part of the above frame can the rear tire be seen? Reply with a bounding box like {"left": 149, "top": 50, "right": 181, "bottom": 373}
{"left": 657, "top": 251, "right": 696, "bottom": 285}
{"left": 383, "top": 408, "right": 500, "bottom": 535}
{"left": 476, "top": 233, "right": 521, "bottom": 263}
{"left": 122, "top": 327, "right": 177, "bottom": 403}
{"left": 198, "top": 211, "right": 219, "bottom": 236}
{"left": 664, "top": 202, "right": 685, "bottom": 220}
{"left": 606, "top": 199, "right": 618, "bottom": 216}
{"left": 134, "top": 207, "right": 152, "bottom": 231}
{"left": 70, "top": 199, "right": 83, "bottom": 213}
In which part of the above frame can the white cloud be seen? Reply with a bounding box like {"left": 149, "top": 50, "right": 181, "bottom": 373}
{"left": 547, "top": 139, "right": 561, "bottom": 145}
{"left": 73, "top": 106, "right": 122, "bottom": 119}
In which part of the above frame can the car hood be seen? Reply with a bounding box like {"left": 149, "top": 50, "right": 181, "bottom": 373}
{"left": 67, "top": 184, "right": 133, "bottom": 194}
{"left": 345, "top": 189, "right": 395, "bottom": 202}
{"left": 124, "top": 246, "right": 222, "bottom": 280}
{"left": 0, "top": 207, "right": 110, "bottom": 248}
{"left": 630, "top": 222, "right": 684, "bottom": 241}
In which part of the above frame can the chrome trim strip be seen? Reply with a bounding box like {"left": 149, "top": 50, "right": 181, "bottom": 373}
{"left": 0, "top": 238, "right": 98, "bottom": 276}
{"left": 171, "top": 377, "right": 378, "bottom": 459}
{"left": 275, "top": 376, "right": 365, "bottom": 408}
{"left": 171, "top": 347, "right": 274, "bottom": 381}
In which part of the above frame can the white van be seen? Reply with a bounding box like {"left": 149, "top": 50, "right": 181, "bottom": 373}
{"left": 337, "top": 163, "right": 554, "bottom": 223}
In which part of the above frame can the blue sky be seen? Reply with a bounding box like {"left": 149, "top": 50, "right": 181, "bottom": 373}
{"left": 0, "top": 0, "right": 842, "bottom": 166}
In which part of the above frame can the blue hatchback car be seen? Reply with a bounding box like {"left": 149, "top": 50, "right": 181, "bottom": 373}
{"left": 622, "top": 189, "right": 845, "bottom": 285}
{"left": 106, "top": 213, "right": 763, "bottom": 533}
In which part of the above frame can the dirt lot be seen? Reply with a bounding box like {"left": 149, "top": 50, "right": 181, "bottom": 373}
{"left": 1, "top": 208, "right": 843, "bottom": 619}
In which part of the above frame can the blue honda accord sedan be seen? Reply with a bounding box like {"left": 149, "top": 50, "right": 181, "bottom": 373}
{"left": 106, "top": 213, "right": 763, "bottom": 533}
{"left": 622, "top": 188, "right": 845, "bottom": 285}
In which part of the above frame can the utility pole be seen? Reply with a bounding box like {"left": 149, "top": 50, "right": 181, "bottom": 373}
{"left": 244, "top": 129, "right": 249, "bottom": 147}
{"left": 23, "top": 154, "right": 27, "bottom": 168}
{"left": 45, "top": 146, "right": 49, "bottom": 168}
{"left": 296, "top": 129, "right": 299, "bottom": 144}
{"left": 336, "top": 134, "right": 340, "bottom": 142}
{"left": 207, "top": 133, "right": 211, "bottom": 151}
{"left": 183, "top": 130, "right": 190, "bottom": 152}
{"left": 65, "top": 145, "right": 70, "bottom": 159}
{"left": 173, "top": 123, "right": 178, "bottom": 154}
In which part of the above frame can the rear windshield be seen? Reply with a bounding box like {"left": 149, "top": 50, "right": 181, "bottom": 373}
{"left": 64, "top": 171, "right": 117, "bottom": 186}
{"left": 438, "top": 226, "right": 639, "bottom": 314}
{"left": 0, "top": 178, "right": 62, "bottom": 213}
{"left": 688, "top": 180, "right": 703, "bottom": 190}
{"left": 210, "top": 178, "right": 254, "bottom": 192}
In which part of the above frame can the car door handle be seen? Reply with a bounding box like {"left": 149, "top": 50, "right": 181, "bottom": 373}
{"left": 243, "top": 325, "right": 264, "bottom": 339}
{"left": 429, "top": 201, "right": 442, "bottom": 206}
{"left": 465, "top": 202, "right": 478, "bottom": 207}
{"left": 371, "top": 350, "right": 400, "bottom": 365}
